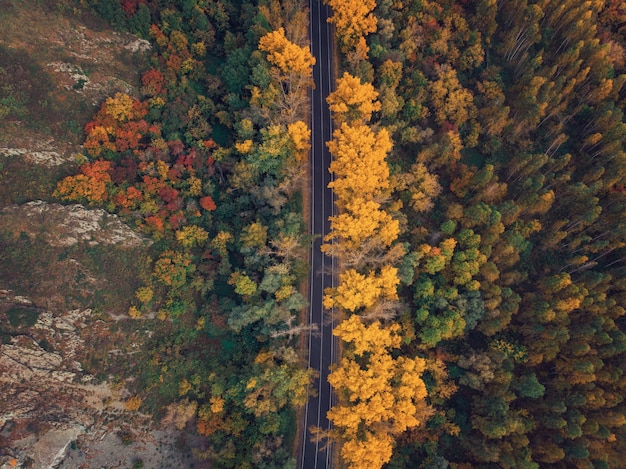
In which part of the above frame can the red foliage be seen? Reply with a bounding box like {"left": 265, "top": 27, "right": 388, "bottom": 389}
{"left": 440, "top": 121, "right": 459, "bottom": 133}
{"left": 81, "top": 160, "right": 113, "bottom": 180}
{"left": 176, "top": 152, "right": 196, "bottom": 169}
{"left": 126, "top": 186, "right": 144, "bottom": 202}
{"left": 112, "top": 191, "right": 131, "bottom": 209}
{"left": 168, "top": 211, "right": 185, "bottom": 229}
{"left": 119, "top": 0, "right": 147, "bottom": 17}
{"left": 167, "top": 167, "right": 182, "bottom": 182}
{"left": 158, "top": 186, "right": 179, "bottom": 204}
{"left": 197, "top": 413, "right": 224, "bottom": 436}
{"left": 141, "top": 69, "right": 166, "bottom": 96}
{"left": 199, "top": 196, "right": 217, "bottom": 211}
{"left": 83, "top": 96, "right": 153, "bottom": 158}
{"left": 168, "top": 140, "right": 186, "bottom": 157}
{"left": 145, "top": 215, "right": 165, "bottom": 232}
{"left": 142, "top": 176, "right": 163, "bottom": 195}
{"left": 110, "top": 156, "right": 139, "bottom": 184}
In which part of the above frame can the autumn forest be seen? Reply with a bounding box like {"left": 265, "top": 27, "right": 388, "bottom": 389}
{"left": 36, "top": 0, "right": 626, "bottom": 467}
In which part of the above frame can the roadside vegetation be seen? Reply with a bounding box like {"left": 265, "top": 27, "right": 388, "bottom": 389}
{"left": 53, "top": 0, "right": 316, "bottom": 467}
{"left": 324, "top": 0, "right": 626, "bottom": 468}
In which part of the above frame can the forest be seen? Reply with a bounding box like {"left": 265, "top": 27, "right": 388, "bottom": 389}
{"left": 49, "top": 0, "right": 626, "bottom": 468}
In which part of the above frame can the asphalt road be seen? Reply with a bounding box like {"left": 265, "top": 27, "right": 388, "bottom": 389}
{"left": 299, "top": 1, "right": 336, "bottom": 468}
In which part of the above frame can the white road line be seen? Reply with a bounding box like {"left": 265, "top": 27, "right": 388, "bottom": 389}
{"left": 325, "top": 6, "right": 335, "bottom": 467}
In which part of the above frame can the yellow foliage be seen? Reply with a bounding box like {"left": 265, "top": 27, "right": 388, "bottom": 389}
{"left": 103, "top": 93, "right": 137, "bottom": 123}
{"left": 179, "top": 378, "right": 193, "bottom": 396}
{"left": 326, "top": 199, "right": 399, "bottom": 249}
{"left": 326, "top": 0, "right": 377, "bottom": 51}
{"left": 124, "top": 395, "right": 142, "bottom": 411}
{"left": 211, "top": 231, "right": 234, "bottom": 256}
{"left": 156, "top": 159, "right": 170, "bottom": 180}
{"left": 407, "top": 163, "right": 442, "bottom": 212}
{"left": 192, "top": 41, "right": 206, "bottom": 57}
{"left": 275, "top": 285, "right": 296, "bottom": 302}
{"left": 341, "top": 432, "right": 394, "bottom": 469}
{"left": 135, "top": 286, "right": 154, "bottom": 304}
{"left": 210, "top": 396, "right": 225, "bottom": 413}
{"left": 327, "top": 123, "right": 393, "bottom": 204}
{"left": 241, "top": 222, "right": 268, "bottom": 249}
{"left": 128, "top": 306, "right": 142, "bottom": 319}
{"left": 55, "top": 160, "right": 112, "bottom": 203}
{"left": 187, "top": 176, "right": 203, "bottom": 196}
{"left": 235, "top": 139, "right": 254, "bottom": 154}
{"left": 258, "top": 27, "right": 316, "bottom": 77}
{"left": 287, "top": 120, "right": 311, "bottom": 152}
{"left": 429, "top": 65, "right": 476, "bottom": 126}
{"left": 326, "top": 72, "right": 381, "bottom": 123}
{"left": 325, "top": 266, "right": 399, "bottom": 312}
{"left": 332, "top": 315, "right": 401, "bottom": 355}
{"left": 328, "top": 316, "right": 430, "bottom": 469}
{"left": 176, "top": 225, "right": 209, "bottom": 248}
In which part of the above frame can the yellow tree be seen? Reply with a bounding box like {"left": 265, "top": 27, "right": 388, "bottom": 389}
{"left": 258, "top": 27, "right": 316, "bottom": 123}
{"left": 327, "top": 122, "right": 393, "bottom": 205}
{"left": 429, "top": 64, "right": 476, "bottom": 126}
{"left": 393, "top": 163, "right": 442, "bottom": 212}
{"left": 324, "top": 199, "right": 399, "bottom": 250}
{"left": 326, "top": 315, "right": 431, "bottom": 469}
{"left": 325, "top": 0, "right": 377, "bottom": 52}
{"left": 258, "top": 28, "right": 316, "bottom": 78}
{"left": 323, "top": 266, "right": 399, "bottom": 312}
{"left": 326, "top": 72, "right": 381, "bottom": 123}
{"left": 287, "top": 120, "right": 311, "bottom": 162}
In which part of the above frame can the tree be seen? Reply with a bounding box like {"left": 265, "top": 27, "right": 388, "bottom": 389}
{"left": 429, "top": 64, "right": 476, "bottom": 126}
{"left": 325, "top": 0, "right": 377, "bottom": 52}
{"left": 325, "top": 316, "right": 431, "bottom": 469}
{"left": 243, "top": 347, "right": 314, "bottom": 417}
{"left": 326, "top": 72, "right": 381, "bottom": 123}
{"left": 324, "top": 266, "right": 399, "bottom": 312}
{"left": 258, "top": 27, "right": 316, "bottom": 123}
{"left": 55, "top": 160, "right": 112, "bottom": 204}
{"left": 258, "top": 27, "right": 316, "bottom": 78}
{"left": 324, "top": 199, "right": 399, "bottom": 251}
{"left": 327, "top": 123, "right": 393, "bottom": 205}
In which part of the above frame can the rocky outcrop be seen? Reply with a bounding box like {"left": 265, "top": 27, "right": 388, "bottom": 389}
{"left": 0, "top": 292, "right": 200, "bottom": 469}
{"left": 1, "top": 201, "right": 148, "bottom": 248}
{"left": 0, "top": 146, "right": 74, "bottom": 167}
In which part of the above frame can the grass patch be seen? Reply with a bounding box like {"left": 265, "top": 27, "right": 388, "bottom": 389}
{"left": 0, "top": 226, "right": 150, "bottom": 314}
{"left": 0, "top": 44, "right": 56, "bottom": 126}
{"left": 0, "top": 155, "right": 74, "bottom": 206}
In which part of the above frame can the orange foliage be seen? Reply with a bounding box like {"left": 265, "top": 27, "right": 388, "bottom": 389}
{"left": 55, "top": 160, "right": 112, "bottom": 203}
{"left": 141, "top": 68, "right": 166, "bottom": 96}
{"left": 83, "top": 93, "right": 152, "bottom": 158}
{"left": 200, "top": 196, "right": 217, "bottom": 211}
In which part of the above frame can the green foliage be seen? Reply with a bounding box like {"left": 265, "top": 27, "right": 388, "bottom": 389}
{"left": 47, "top": 1, "right": 316, "bottom": 466}
{"left": 5, "top": 307, "right": 39, "bottom": 328}
{"left": 360, "top": 0, "right": 626, "bottom": 466}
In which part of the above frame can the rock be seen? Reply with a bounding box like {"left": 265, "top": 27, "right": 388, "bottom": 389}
{"left": 14, "top": 425, "right": 84, "bottom": 469}
{"left": 0, "top": 146, "right": 75, "bottom": 167}
{"left": 124, "top": 37, "right": 151, "bottom": 53}
{"left": 1, "top": 201, "right": 148, "bottom": 248}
